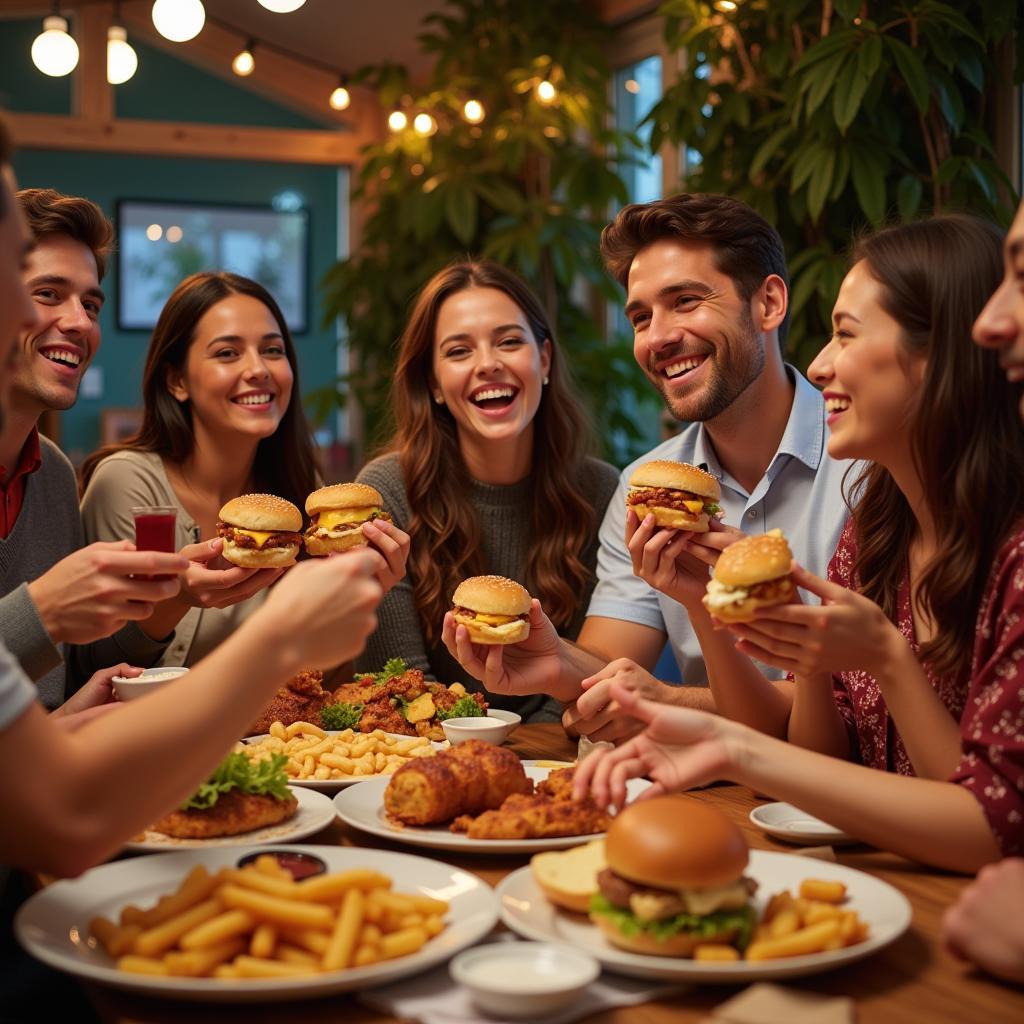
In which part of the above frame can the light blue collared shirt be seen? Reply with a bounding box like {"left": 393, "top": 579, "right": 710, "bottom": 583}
{"left": 587, "top": 367, "right": 857, "bottom": 684}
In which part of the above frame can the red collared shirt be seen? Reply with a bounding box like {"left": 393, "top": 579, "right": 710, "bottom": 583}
{"left": 0, "top": 428, "right": 43, "bottom": 538}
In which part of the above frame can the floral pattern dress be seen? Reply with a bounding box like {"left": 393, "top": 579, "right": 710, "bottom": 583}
{"left": 827, "top": 519, "right": 1024, "bottom": 855}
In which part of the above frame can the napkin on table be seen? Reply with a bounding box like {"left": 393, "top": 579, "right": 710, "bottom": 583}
{"left": 701, "top": 982, "right": 855, "bottom": 1024}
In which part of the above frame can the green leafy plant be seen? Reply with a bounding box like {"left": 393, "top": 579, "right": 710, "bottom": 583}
{"left": 182, "top": 752, "right": 291, "bottom": 810}
{"left": 357, "top": 656, "right": 408, "bottom": 686}
{"left": 316, "top": 0, "right": 656, "bottom": 462}
{"left": 651, "top": 0, "right": 1021, "bottom": 366}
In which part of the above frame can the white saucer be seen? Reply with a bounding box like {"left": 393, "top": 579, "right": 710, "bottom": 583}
{"left": 748, "top": 802, "right": 857, "bottom": 846}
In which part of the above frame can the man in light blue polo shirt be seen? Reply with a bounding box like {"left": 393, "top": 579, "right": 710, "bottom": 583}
{"left": 442, "top": 193, "right": 852, "bottom": 739}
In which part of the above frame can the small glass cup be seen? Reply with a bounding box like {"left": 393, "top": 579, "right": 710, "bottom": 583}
{"left": 131, "top": 505, "right": 177, "bottom": 579}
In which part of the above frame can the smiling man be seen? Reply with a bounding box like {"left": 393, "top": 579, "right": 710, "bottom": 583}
{"left": 0, "top": 189, "right": 183, "bottom": 708}
{"left": 444, "top": 193, "right": 855, "bottom": 740}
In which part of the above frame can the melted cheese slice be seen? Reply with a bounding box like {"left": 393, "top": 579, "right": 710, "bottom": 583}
{"left": 682, "top": 500, "right": 705, "bottom": 514}
{"left": 318, "top": 506, "right": 379, "bottom": 530}
{"left": 473, "top": 612, "right": 515, "bottom": 626}
{"left": 703, "top": 578, "right": 750, "bottom": 608}
{"left": 234, "top": 528, "right": 276, "bottom": 549}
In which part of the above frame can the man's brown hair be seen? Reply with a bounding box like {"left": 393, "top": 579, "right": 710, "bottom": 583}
{"left": 601, "top": 192, "right": 791, "bottom": 346}
{"left": 16, "top": 188, "right": 114, "bottom": 280}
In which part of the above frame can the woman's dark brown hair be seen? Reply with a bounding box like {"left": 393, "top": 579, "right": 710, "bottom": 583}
{"left": 390, "top": 260, "right": 597, "bottom": 648}
{"left": 846, "top": 215, "right": 1024, "bottom": 679}
{"left": 81, "top": 271, "right": 318, "bottom": 507}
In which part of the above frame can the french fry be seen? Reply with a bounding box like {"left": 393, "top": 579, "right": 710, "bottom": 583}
{"left": 353, "top": 944, "right": 380, "bottom": 967}
{"left": 798, "top": 879, "right": 847, "bottom": 904}
{"left": 89, "top": 917, "right": 142, "bottom": 958}
{"left": 179, "top": 909, "right": 255, "bottom": 951}
{"left": 232, "top": 955, "right": 318, "bottom": 978}
{"left": 116, "top": 955, "right": 170, "bottom": 976}
{"left": 768, "top": 907, "right": 800, "bottom": 939}
{"left": 322, "top": 888, "right": 364, "bottom": 971}
{"left": 746, "top": 919, "right": 842, "bottom": 961}
{"left": 802, "top": 902, "right": 842, "bottom": 926}
{"left": 133, "top": 866, "right": 223, "bottom": 930}
{"left": 249, "top": 923, "right": 277, "bottom": 958}
{"left": 694, "top": 944, "right": 740, "bottom": 962}
{"left": 296, "top": 869, "right": 390, "bottom": 902}
{"left": 251, "top": 854, "right": 289, "bottom": 878}
{"left": 223, "top": 868, "right": 298, "bottom": 900}
{"left": 761, "top": 889, "right": 794, "bottom": 924}
{"left": 423, "top": 916, "right": 445, "bottom": 938}
{"left": 132, "top": 898, "right": 223, "bottom": 958}
{"left": 218, "top": 884, "right": 334, "bottom": 929}
{"left": 165, "top": 940, "right": 246, "bottom": 977}
{"left": 277, "top": 944, "right": 320, "bottom": 967}
{"left": 379, "top": 925, "right": 428, "bottom": 960}
{"left": 278, "top": 927, "right": 330, "bottom": 956}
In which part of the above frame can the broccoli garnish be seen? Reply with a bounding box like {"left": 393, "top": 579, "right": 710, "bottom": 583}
{"left": 321, "top": 702, "right": 365, "bottom": 731}
{"left": 437, "top": 696, "right": 487, "bottom": 721}
{"left": 183, "top": 752, "right": 290, "bottom": 810}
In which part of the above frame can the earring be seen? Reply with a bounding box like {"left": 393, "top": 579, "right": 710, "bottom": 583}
{"left": 434, "top": 393, "right": 445, "bottom": 405}
{"left": 543, "top": 376, "right": 549, "bottom": 385}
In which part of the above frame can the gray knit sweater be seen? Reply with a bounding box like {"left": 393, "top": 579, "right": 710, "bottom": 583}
{"left": 0, "top": 436, "right": 170, "bottom": 708}
{"left": 355, "top": 453, "right": 619, "bottom": 724}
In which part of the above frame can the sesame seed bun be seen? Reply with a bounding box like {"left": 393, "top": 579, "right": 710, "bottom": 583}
{"left": 451, "top": 575, "right": 531, "bottom": 645}
{"left": 303, "top": 531, "right": 370, "bottom": 556}
{"left": 219, "top": 493, "right": 303, "bottom": 532}
{"left": 305, "top": 483, "right": 384, "bottom": 515}
{"left": 628, "top": 460, "right": 720, "bottom": 500}
{"left": 712, "top": 533, "right": 792, "bottom": 588}
{"left": 531, "top": 840, "right": 606, "bottom": 913}
{"left": 219, "top": 542, "right": 301, "bottom": 569}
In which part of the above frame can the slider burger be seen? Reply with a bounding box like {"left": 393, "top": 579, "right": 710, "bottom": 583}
{"left": 217, "top": 493, "right": 303, "bottom": 568}
{"left": 627, "top": 460, "right": 721, "bottom": 532}
{"left": 451, "top": 575, "right": 531, "bottom": 645}
{"left": 702, "top": 530, "right": 796, "bottom": 623}
{"left": 590, "top": 795, "right": 756, "bottom": 957}
{"left": 305, "top": 483, "right": 392, "bottom": 556}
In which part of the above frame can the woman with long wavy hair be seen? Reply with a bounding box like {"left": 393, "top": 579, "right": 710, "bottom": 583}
{"left": 355, "top": 260, "right": 618, "bottom": 721}
{"left": 79, "top": 271, "right": 321, "bottom": 667}
{"left": 574, "top": 215, "right": 1024, "bottom": 873}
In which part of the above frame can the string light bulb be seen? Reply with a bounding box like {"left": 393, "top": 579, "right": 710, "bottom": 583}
{"left": 462, "top": 99, "right": 485, "bottom": 124}
{"left": 257, "top": 0, "right": 307, "bottom": 11}
{"left": 388, "top": 110, "right": 408, "bottom": 132}
{"left": 329, "top": 77, "right": 351, "bottom": 111}
{"left": 413, "top": 113, "right": 437, "bottom": 137}
{"left": 535, "top": 79, "right": 557, "bottom": 104}
{"left": 106, "top": 25, "right": 138, "bottom": 84}
{"left": 151, "top": 0, "right": 206, "bottom": 43}
{"left": 232, "top": 41, "right": 255, "bottom": 76}
{"left": 31, "top": 15, "right": 79, "bottom": 78}
{"left": 714, "top": 0, "right": 738, "bottom": 10}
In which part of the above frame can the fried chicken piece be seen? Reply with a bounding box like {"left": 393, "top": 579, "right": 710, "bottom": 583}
{"left": 249, "top": 670, "right": 331, "bottom": 734}
{"left": 153, "top": 791, "right": 298, "bottom": 839}
{"left": 450, "top": 766, "right": 609, "bottom": 839}
{"left": 384, "top": 740, "right": 532, "bottom": 825}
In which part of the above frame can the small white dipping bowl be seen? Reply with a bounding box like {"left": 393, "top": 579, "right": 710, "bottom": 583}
{"left": 111, "top": 666, "right": 189, "bottom": 702}
{"left": 442, "top": 716, "right": 510, "bottom": 746}
{"left": 450, "top": 942, "right": 600, "bottom": 1018}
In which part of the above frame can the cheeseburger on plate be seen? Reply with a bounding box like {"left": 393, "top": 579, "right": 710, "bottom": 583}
{"left": 304, "top": 483, "right": 392, "bottom": 556}
{"left": 451, "top": 575, "right": 531, "bottom": 645}
{"left": 590, "top": 795, "right": 756, "bottom": 957}
{"left": 627, "top": 460, "right": 721, "bottom": 532}
{"left": 702, "top": 530, "right": 796, "bottom": 623}
{"left": 217, "top": 493, "right": 303, "bottom": 568}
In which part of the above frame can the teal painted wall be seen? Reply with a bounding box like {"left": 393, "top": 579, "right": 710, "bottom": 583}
{"left": 1, "top": 17, "right": 343, "bottom": 463}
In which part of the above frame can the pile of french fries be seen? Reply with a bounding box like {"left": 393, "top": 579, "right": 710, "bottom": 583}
{"left": 243, "top": 722, "right": 438, "bottom": 781}
{"left": 89, "top": 856, "right": 448, "bottom": 979}
{"left": 694, "top": 878, "right": 869, "bottom": 962}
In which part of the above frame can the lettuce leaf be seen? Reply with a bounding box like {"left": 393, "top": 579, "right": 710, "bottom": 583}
{"left": 589, "top": 893, "right": 756, "bottom": 949}
{"left": 182, "top": 752, "right": 291, "bottom": 811}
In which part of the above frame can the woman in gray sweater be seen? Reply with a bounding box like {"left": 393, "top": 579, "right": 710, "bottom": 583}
{"left": 356, "top": 261, "right": 618, "bottom": 722}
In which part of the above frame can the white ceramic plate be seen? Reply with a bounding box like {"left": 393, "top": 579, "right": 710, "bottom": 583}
{"left": 748, "top": 803, "right": 856, "bottom": 846}
{"left": 498, "top": 849, "right": 911, "bottom": 983}
{"left": 332, "top": 765, "right": 651, "bottom": 854}
{"left": 124, "top": 788, "right": 336, "bottom": 851}
{"left": 240, "top": 732, "right": 449, "bottom": 792}
{"left": 16, "top": 845, "right": 499, "bottom": 1003}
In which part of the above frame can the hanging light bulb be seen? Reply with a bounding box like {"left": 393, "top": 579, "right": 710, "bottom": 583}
{"left": 388, "top": 110, "right": 408, "bottom": 132}
{"left": 329, "top": 76, "right": 351, "bottom": 111}
{"left": 151, "top": 0, "right": 205, "bottom": 43}
{"left": 462, "top": 99, "right": 484, "bottom": 124}
{"left": 257, "top": 0, "right": 306, "bottom": 11}
{"left": 107, "top": 25, "right": 138, "bottom": 84}
{"left": 232, "top": 40, "right": 255, "bottom": 76}
{"left": 535, "top": 79, "right": 557, "bottom": 104}
{"left": 31, "top": 14, "right": 79, "bottom": 78}
{"left": 413, "top": 113, "right": 437, "bottom": 137}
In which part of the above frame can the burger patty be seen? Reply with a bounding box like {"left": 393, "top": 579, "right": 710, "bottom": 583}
{"left": 597, "top": 868, "right": 759, "bottom": 918}
{"left": 217, "top": 522, "right": 302, "bottom": 550}
{"left": 733, "top": 577, "right": 794, "bottom": 601}
{"left": 452, "top": 606, "right": 530, "bottom": 622}
{"left": 305, "top": 509, "right": 392, "bottom": 537}
{"left": 153, "top": 790, "right": 298, "bottom": 839}
{"left": 627, "top": 488, "right": 709, "bottom": 514}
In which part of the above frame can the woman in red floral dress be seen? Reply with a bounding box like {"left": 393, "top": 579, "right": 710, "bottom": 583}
{"left": 575, "top": 216, "right": 1024, "bottom": 872}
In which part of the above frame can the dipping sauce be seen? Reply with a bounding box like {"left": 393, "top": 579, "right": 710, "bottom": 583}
{"left": 460, "top": 950, "right": 593, "bottom": 991}
{"left": 131, "top": 505, "right": 177, "bottom": 579}
{"left": 236, "top": 850, "right": 327, "bottom": 880}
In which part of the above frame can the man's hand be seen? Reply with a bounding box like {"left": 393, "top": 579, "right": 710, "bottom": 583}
{"left": 441, "top": 599, "right": 578, "bottom": 702}
{"left": 27, "top": 542, "right": 188, "bottom": 645}
{"left": 176, "top": 538, "right": 284, "bottom": 609}
{"left": 360, "top": 519, "right": 410, "bottom": 594}
{"left": 51, "top": 662, "right": 139, "bottom": 719}
{"left": 943, "top": 859, "right": 1024, "bottom": 984}
{"left": 563, "top": 658, "right": 676, "bottom": 744}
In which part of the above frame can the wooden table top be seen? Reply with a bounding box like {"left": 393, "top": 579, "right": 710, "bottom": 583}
{"left": 78, "top": 724, "right": 1024, "bottom": 1024}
